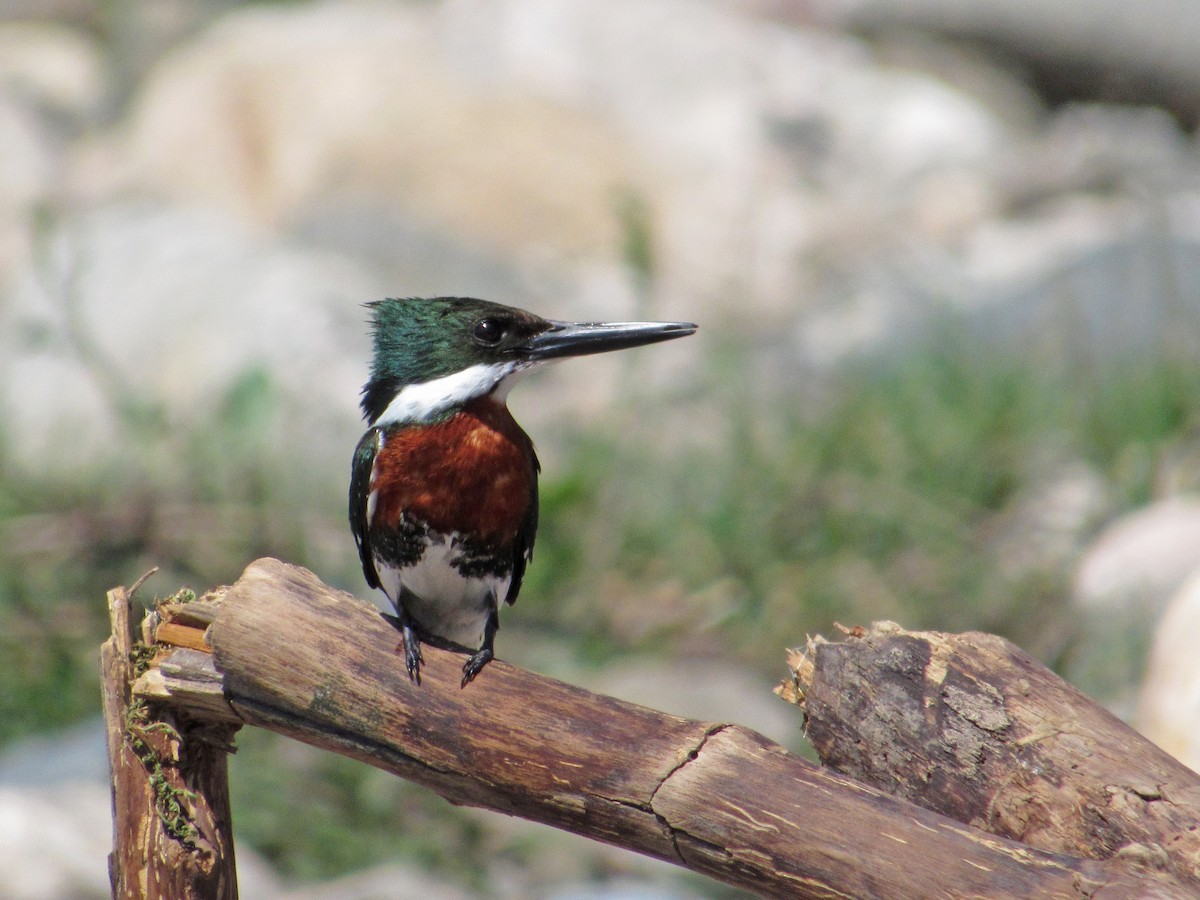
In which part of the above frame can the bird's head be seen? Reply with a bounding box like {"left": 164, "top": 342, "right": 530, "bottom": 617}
{"left": 360, "top": 296, "right": 696, "bottom": 425}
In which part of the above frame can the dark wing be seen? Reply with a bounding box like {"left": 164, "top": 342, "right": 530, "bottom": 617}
{"left": 503, "top": 445, "right": 540, "bottom": 606}
{"left": 349, "top": 426, "right": 384, "bottom": 590}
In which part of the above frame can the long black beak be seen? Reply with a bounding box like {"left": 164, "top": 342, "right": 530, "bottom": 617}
{"left": 518, "top": 319, "right": 696, "bottom": 361}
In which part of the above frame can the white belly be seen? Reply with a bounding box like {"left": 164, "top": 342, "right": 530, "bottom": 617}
{"left": 377, "top": 536, "right": 511, "bottom": 650}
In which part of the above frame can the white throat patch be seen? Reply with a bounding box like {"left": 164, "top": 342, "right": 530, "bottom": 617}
{"left": 374, "top": 360, "right": 532, "bottom": 426}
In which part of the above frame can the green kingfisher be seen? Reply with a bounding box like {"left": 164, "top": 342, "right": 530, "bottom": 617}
{"left": 350, "top": 296, "right": 696, "bottom": 687}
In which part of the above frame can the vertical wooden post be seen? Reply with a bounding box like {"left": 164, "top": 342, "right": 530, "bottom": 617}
{"left": 101, "top": 583, "right": 240, "bottom": 899}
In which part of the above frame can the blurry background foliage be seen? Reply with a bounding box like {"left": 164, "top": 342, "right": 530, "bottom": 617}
{"left": 4, "top": 0, "right": 1200, "bottom": 893}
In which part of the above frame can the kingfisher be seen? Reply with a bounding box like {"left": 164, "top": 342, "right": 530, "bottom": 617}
{"left": 350, "top": 296, "right": 696, "bottom": 687}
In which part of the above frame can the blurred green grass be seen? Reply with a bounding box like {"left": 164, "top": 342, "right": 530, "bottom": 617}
{"left": 3, "top": 310, "right": 1199, "bottom": 880}
{"left": 519, "top": 322, "right": 1200, "bottom": 673}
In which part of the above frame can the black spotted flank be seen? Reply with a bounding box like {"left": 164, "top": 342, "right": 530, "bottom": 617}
{"left": 450, "top": 534, "right": 514, "bottom": 580}
{"left": 370, "top": 516, "right": 431, "bottom": 569}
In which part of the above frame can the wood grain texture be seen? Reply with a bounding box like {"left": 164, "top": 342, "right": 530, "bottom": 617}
{"left": 127, "top": 557, "right": 1191, "bottom": 898}
{"left": 798, "top": 621, "right": 1200, "bottom": 892}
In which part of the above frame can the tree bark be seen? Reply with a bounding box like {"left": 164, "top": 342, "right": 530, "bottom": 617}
{"left": 128, "top": 558, "right": 1188, "bottom": 898}
{"left": 101, "top": 584, "right": 239, "bottom": 899}
{"left": 787, "top": 621, "right": 1200, "bottom": 892}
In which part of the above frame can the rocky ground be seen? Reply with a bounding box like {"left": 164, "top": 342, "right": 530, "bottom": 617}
{"left": 5, "top": 1, "right": 1200, "bottom": 897}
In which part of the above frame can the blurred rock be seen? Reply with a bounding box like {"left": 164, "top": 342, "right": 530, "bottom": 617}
{"left": 0, "top": 21, "right": 105, "bottom": 290}
{"left": 91, "top": 0, "right": 1057, "bottom": 338}
{"left": 0, "top": 92, "right": 53, "bottom": 223}
{"left": 1074, "top": 497, "right": 1200, "bottom": 615}
{"left": 454, "top": 801, "right": 707, "bottom": 900}
{"left": 0, "top": 718, "right": 284, "bottom": 900}
{"left": 0, "top": 1, "right": 94, "bottom": 25}
{"left": 802, "top": 103, "right": 1200, "bottom": 368}
{"left": 7, "top": 0, "right": 1200, "bottom": 375}
{"left": 0, "top": 717, "right": 107, "bottom": 786}
{"left": 545, "top": 880, "right": 701, "bottom": 900}
{"left": 79, "top": 0, "right": 714, "bottom": 429}
{"left": 106, "top": 1, "right": 641, "bottom": 265}
{"left": 809, "top": 0, "right": 1200, "bottom": 124}
{"left": 439, "top": 0, "right": 1018, "bottom": 325}
{"left": 1069, "top": 497, "right": 1200, "bottom": 714}
{"left": 273, "top": 842, "right": 703, "bottom": 899}
{"left": 0, "top": 21, "right": 106, "bottom": 119}
{"left": 37, "top": 0, "right": 1192, "bottom": 388}
{"left": 278, "top": 862, "right": 472, "bottom": 900}
{"left": 1138, "top": 568, "right": 1200, "bottom": 772}
{"left": 0, "top": 780, "right": 284, "bottom": 900}
{"left": 1, "top": 201, "right": 382, "bottom": 474}
{"left": 0, "top": 697, "right": 106, "bottom": 899}
{"left": 0, "top": 782, "right": 112, "bottom": 900}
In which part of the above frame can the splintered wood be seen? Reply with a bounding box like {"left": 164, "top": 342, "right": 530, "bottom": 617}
{"left": 102, "top": 585, "right": 239, "bottom": 900}
{"left": 786, "top": 620, "right": 1200, "bottom": 895}
{"left": 133, "top": 595, "right": 240, "bottom": 724}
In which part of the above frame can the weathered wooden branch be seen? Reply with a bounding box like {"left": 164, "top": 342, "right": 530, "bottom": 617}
{"left": 783, "top": 622, "right": 1200, "bottom": 892}
{"left": 109, "top": 558, "right": 1192, "bottom": 898}
{"left": 102, "top": 582, "right": 239, "bottom": 899}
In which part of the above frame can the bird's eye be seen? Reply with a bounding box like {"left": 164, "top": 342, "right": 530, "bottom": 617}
{"left": 473, "top": 318, "right": 505, "bottom": 345}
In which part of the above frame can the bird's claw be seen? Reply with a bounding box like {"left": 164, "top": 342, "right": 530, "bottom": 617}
{"left": 461, "top": 647, "right": 493, "bottom": 688}
{"left": 400, "top": 628, "right": 423, "bottom": 685}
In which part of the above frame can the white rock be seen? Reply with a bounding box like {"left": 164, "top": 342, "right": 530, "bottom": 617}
{"left": 0, "top": 782, "right": 112, "bottom": 899}
{"left": 1, "top": 201, "right": 382, "bottom": 472}
{"left": 109, "top": 1, "right": 641, "bottom": 264}
{"left": 0, "top": 97, "right": 53, "bottom": 214}
{"left": 1069, "top": 497, "right": 1200, "bottom": 716}
{"left": 1074, "top": 497, "right": 1200, "bottom": 615}
{"left": 1138, "top": 567, "right": 1200, "bottom": 771}
{"left": 279, "top": 863, "right": 474, "bottom": 900}
{"left": 0, "top": 779, "right": 289, "bottom": 900}
{"left": 816, "top": 0, "right": 1200, "bottom": 98}
{"left": 97, "top": 0, "right": 1027, "bottom": 334}
{"left": 0, "top": 23, "right": 106, "bottom": 295}
{"left": 0, "top": 22, "right": 106, "bottom": 118}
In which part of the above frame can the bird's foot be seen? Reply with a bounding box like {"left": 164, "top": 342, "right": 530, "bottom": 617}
{"left": 398, "top": 625, "right": 424, "bottom": 685}
{"left": 461, "top": 646, "right": 494, "bottom": 688}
